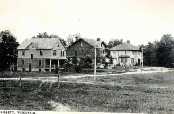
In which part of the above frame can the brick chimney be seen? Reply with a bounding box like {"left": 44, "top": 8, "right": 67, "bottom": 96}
{"left": 127, "top": 40, "right": 130, "bottom": 44}
{"left": 97, "top": 38, "right": 101, "bottom": 41}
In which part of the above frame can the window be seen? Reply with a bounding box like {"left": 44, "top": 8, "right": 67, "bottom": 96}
{"left": 22, "top": 50, "right": 25, "bottom": 56}
{"left": 75, "top": 51, "right": 77, "bottom": 56}
{"left": 38, "top": 60, "right": 42, "bottom": 66}
{"left": 53, "top": 50, "right": 56, "bottom": 56}
{"left": 103, "top": 50, "right": 105, "bottom": 54}
{"left": 125, "top": 51, "right": 126, "bottom": 55}
{"left": 22, "top": 68, "right": 25, "bottom": 72}
{"left": 40, "top": 50, "right": 43, "bottom": 55}
{"left": 131, "top": 58, "right": 134, "bottom": 64}
{"left": 132, "top": 51, "right": 134, "bottom": 55}
{"left": 61, "top": 51, "right": 64, "bottom": 56}
{"left": 31, "top": 54, "right": 33, "bottom": 59}
{"left": 39, "top": 69, "right": 41, "bottom": 71}
{"left": 80, "top": 42, "right": 83, "bottom": 46}
{"left": 121, "top": 58, "right": 123, "bottom": 63}
{"left": 81, "top": 50, "right": 83, "bottom": 53}
{"left": 22, "top": 60, "right": 24, "bottom": 65}
{"left": 101, "top": 43, "right": 102, "bottom": 47}
{"left": 57, "top": 43, "right": 60, "bottom": 47}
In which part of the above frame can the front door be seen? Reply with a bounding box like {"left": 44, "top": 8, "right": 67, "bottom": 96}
{"left": 29, "top": 63, "right": 31, "bottom": 72}
{"left": 138, "top": 59, "right": 140, "bottom": 65}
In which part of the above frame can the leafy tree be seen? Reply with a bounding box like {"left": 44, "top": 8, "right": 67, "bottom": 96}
{"left": 143, "top": 41, "right": 158, "bottom": 66}
{"left": 0, "top": 30, "right": 19, "bottom": 71}
{"left": 156, "top": 34, "right": 174, "bottom": 67}
{"left": 108, "top": 39, "right": 122, "bottom": 48}
{"left": 60, "top": 38, "right": 67, "bottom": 47}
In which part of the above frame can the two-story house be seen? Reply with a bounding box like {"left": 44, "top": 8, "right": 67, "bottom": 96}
{"left": 67, "top": 38, "right": 108, "bottom": 63}
{"left": 110, "top": 40, "right": 142, "bottom": 66}
{"left": 17, "top": 38, "right": 66, "bottom": 72}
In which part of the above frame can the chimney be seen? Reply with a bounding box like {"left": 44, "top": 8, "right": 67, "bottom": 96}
{"left": 97, "top": 38, "right": 101, "bottom": 41}
{"left": 127, "top": 40, "right": 130, "bottom": 44}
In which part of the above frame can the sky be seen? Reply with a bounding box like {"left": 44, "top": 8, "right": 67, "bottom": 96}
{"left": 0, "top": 0, "right": 174, "bottom": 46}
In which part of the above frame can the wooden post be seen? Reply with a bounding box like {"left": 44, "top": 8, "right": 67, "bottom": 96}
{"left": 142, "top": 47, "right": 143, "bottom": 68}
{"left": 50, "top": 59, "right": 51, "bottom": 72}
{"left": 55, "top": 65, "right": 60, "bottom": 88}
{"left": 19, "top": 76, "right": 22, "bottom": 87}
{"left": 94, "top": 47, "right": 96, "bottom": 82}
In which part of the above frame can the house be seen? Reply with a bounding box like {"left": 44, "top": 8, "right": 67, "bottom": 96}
{"left": 110, "top": 40, "right": 143, "bottom": 66}
{"left": 67, "top": 38, "right": 109, "bottom": 64}
{"left": 17, "top": 38, "right": 66, "bottom": 72}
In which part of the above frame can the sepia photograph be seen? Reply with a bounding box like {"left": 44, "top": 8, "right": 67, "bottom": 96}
{"left": 0, "top": 0, "right": 174, "bottom": 113}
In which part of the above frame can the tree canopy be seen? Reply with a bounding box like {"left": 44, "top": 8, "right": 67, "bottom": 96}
{"left": 0, "top": 30, "right": 19, "bottom": 71}
{"left": 108, "top": 39, "right": 122, "bottom": 48}
{"left": 143, "top": 34, "right": 174, "bottom": 68}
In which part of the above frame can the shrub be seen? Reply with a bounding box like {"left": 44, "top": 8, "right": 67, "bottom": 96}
{"left": 74, "top": 65, "right": 82, "bottom": 73}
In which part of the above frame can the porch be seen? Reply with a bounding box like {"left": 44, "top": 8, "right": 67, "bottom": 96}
{"left": 44, "top": 59, "right": 65, "bottom": 72}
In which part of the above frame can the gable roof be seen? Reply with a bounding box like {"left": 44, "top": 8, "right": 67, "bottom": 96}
{"left": 68, "top": 38, "right": 106, "bottom": 49}
{"left": 110, "top": 42, "right": 140, "bottom": 51}
{"left": 17, "top": 38, "right": 65, "bottom": 50}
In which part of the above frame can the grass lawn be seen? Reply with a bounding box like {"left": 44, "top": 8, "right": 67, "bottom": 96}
{"left": 1, "top": 70, "right": 174, "bottom": 113}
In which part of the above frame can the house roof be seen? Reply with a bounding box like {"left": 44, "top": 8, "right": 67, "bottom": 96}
{"left": 17, "top": 38, "right": 64, "bottom": 50}
{"left": 110, "top": 42, "right": 140, "bottom": 51}
{"left": 82, "top": 38, "right": 103, "bottom": 47}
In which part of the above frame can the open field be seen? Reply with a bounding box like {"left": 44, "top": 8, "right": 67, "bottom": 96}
{"left": 1, "top": 70, "right": 174, "bottom": 113}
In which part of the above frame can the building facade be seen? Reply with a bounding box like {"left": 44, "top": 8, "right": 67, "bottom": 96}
{"left": 17, "top": 38, "right": 66, "bottom": 72}
{"left": 67, "top": 38, "right": 109, "bottom": 63}
{"left": 110, "top": 40, "right": 143, "bottom": 66}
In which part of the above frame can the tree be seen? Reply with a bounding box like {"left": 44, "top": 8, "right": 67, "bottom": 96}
{"left": 0, "top": 30, "right": 19, "bottom": 71}
{"left": 156, "top": 34, "right": 174, "bottom": 67}
{"left": 143, "top": 41, "right": 158, "bottom": 66}
{"left": 60, "top": 38, "right": 67, "bottom": 47}
{"left": 108, "top": 39, "right": 122, "bottom": 48}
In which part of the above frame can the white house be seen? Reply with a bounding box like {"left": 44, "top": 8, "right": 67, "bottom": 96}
{"left": 110, "top": 40, "right": 143, "bottom": 66}
{"left": 17, "top": 38, "right": 66, "bottom": 72}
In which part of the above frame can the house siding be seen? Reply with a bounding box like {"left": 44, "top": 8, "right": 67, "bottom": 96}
{"left": 17, "top": 38, "right": 66, "bottom": 72}
{"left": 110, "top": 50, "right": 142, "bottom": 66}
{"left": 67, "top": 39, "right": 108, "bottom": 59}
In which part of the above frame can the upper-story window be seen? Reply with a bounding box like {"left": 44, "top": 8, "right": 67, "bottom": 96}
{"left": 61, "top": 50, "right": 64, "bottom": 56}
{"left": 125, "top": 51, "right": 127, "bottom": 55}
{"left": 81, "top": 50, "right": 83, "bottom": 53}
{"left": 38, "top": 60, "right": 42, "bottom": 66}
{"left": 57, "top": 43, "right": 60, "bottom": 47}
{"left": 40, "top": 50, "right": 43, "bottom": 56}
{"left": 101, "top": 43, "right": 102, "bottom": 47}
{"left": 75, "top": 51, "right": 77, "bottom": 56}
{"left": 80, "top": 42, "right": 83, "bottom": 46}
{"left": 53, "top": 50, "right": 56, "bottom": 56}
{"left": 31, "top": 54, "right": 33, "bottom": 59}
{"left": 22, "top": 59, "right": 24, "bottom": 65}
{"left": 103, "top": 50, "right": 105, "bottom": 54}
{"left": 22, "top": 50, "right": 25, "bottom": 56}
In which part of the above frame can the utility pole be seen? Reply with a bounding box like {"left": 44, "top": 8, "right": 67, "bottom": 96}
{"left": 94, "top": 47, "right": 96, "bottom": 82}
{"left": 142, "top": 47, "right": 143, "bottom": 68}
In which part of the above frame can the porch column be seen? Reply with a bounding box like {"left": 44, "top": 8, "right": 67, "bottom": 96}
{"left": 58, "top": 59, "right": 59, "bottom": 68}
{"left": 50, "top": 59, "right": 51, "bottom": 72}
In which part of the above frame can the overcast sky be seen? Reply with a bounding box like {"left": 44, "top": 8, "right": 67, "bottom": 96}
{"left": 0, "top": 0, "right": 174, "bottom": 46}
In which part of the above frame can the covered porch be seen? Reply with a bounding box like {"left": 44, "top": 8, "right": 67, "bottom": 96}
{"left": 45, "top": 59, "right": 65, "bottom": 72}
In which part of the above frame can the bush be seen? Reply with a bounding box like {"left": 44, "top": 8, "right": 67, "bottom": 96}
{"left": 74, "top": 65, "right": 82, "bottom": 73}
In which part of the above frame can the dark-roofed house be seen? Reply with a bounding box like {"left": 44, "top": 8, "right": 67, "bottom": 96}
{"left": 110, "top": 40, "right": 143, "bottom": 66}
{"left": 67, "top": 38, "right": 109, "bottom": 63}
{"left": 17, "top": 38, "right": 66, "bottom": 72}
